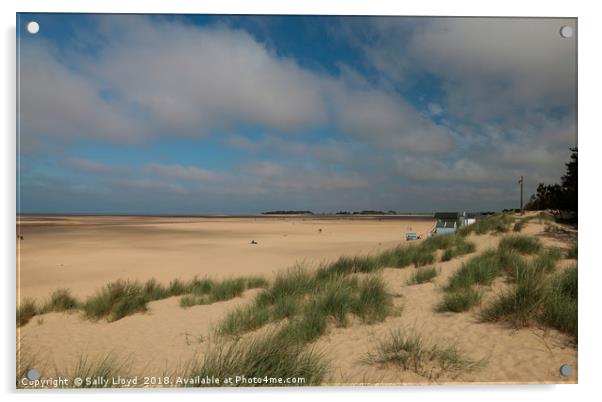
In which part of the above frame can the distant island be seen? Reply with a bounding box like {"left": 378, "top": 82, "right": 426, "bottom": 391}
{"left": 261, "top": 210, "right": 499, "bottom": 217}
{"left": 355, "top": 210, "right": 397, "bottom": 215}
{"left": 261, "top": 210, "right": 314, "bottom": 215}
{"left": 262, "top": 210, "right": 401, "bottom": 215}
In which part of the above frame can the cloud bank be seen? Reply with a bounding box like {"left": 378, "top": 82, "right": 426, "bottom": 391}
{"left": 18, "top": 15, "right": 577, "bottom": 214}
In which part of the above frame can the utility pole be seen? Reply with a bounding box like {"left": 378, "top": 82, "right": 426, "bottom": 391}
{"left": 518, "top": 176, "right": 524, "bottom": 214}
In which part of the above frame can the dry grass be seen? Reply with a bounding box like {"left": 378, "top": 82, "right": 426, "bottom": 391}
{"left": 364, "top": 329, "right": 485, "bottom": 380}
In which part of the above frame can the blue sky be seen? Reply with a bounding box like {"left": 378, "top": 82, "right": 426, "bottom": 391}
{"left": 17, "top": 14, "right": 577, "bottom": 214}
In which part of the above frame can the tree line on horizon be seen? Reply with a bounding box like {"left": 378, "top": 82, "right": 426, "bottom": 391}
{"left": 525, "top": 147, "right": 577, "bottom": 217}
{"left": 261, "top": 210, "right": 400, "bottom": 215}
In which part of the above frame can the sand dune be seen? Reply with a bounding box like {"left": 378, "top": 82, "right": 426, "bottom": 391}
{"left": 16, "top": 214, "right": 577, "bottom": 385}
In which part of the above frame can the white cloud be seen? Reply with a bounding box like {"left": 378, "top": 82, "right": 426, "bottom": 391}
{"left": 427, "top": 103, "right": 443, "bottom": 116}
{"left": 240, "top": 135, "right": 354, "bottom": 165}
{"left": 20, "top": 15, "right": 454, "bottom": 156}
{"left": 226, "top": 135, "right": 258, "bottom": 151}
{"left": 110, "top": 178, "right": 189, "bottom": 194}
{"left": 358, "top": 17, "right": 576, "bottom": 123}
{"left": 91, "top": 17, "right": 329, "bottom": 135}
{"left": 19, "top": 42, "right": 147, "bottom": 147}
{"left": 241, "top": 161, "right": 369, "bottom": 192}
{"left": 408, "top": 18, "right": 576, "bottom": 106}
{"left": 143, "top": 163, "right": 222, "bottom": 181}
{"left": 137, "top": 161, "right": 369, "bottom": 195}
{"left": 395, "top": 156, "right": 501, "bottom": 183}
{"left": 330, "top": 85, "right": 453, "bottom": 154}
{"left": 65, "top": 157, "right": 114, "bottom": 174}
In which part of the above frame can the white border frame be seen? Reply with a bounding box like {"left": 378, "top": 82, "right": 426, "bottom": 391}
{"left": 3, "top": 1, "right": 600, "bottom": 401}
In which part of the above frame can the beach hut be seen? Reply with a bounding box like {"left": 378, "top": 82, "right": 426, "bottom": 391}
{"left": 434, "top": 213, "right": 458, "bottom": 234}
{"left": 433, "top": 212, "right": 476, "bottom": 234}
{"left": 463, "top": 213, "right": 477, "bottom": 226}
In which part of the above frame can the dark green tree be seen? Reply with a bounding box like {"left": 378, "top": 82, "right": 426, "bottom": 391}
{"left": 560, "top": 147, "right": 578, "bottom": 213}
{"left": 525, "top": 148, "right": 577, "bottom": 214}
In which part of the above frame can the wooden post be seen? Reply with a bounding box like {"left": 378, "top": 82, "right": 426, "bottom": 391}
{"left": 519, "top": 176, "right": 524, "bottom": 214}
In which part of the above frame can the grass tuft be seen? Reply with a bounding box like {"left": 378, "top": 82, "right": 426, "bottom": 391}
{"left": 208, "top": 278, "right": 247, "bottom": 302}
{"left": 497, "top": 248, "right": 528, "bottom": 280}
{"left": 16, "top": 345, "right": 41, "bottom": 387}
{"left": 377, "top": 243, "right": 435, "bottom": 268}
{"left": 313, "top": 233, "right": 473, "bottom": 277}
{"left": 219, "top": 267, "right": 394, "bottom": 342}
{"left": 533, "top": 248, "right": 563, "bottom": 273}
{"left": 436, "top": 249, "right": 502, "bottom": 315}
{"left": 62, "top": 354, "right": 132, "bottom": 388}
{"left": 218, "top": 304, "right": 271, "bottom": 336}
{"left": 410, "top": 246, "right": 437, "bottom": 267}
{"left": 480, "top": 263, "right": 548, "bottom": 327}
{"left": 407, "top": 267, "right": 438, "bottom": 285}
{"left": 17, "top": 298, "right": 38, "bottom": 327}
{"left": 245, "top": 276, "right": 269, "bottom": 289}
{"left": 436, "top": 288, "right": 482, "bottom": 313}
{"left": 257, "top": 266, "right": 315, "bottom": 307}
{"left": 423, "top": 233, "right": 459, "bottom": 250}
{"left": 41, "top": 289, "right": 79, "bottom": 313}
{"left": 352, "top": 275, "right": 394, "bottom": 323}
{"left": 364, "top": 329, "right": 484, "bottom": 380}
{"left": 316, "top": 255, "right": 383, "bottom": 279}
{"left": 446, "top": 250, "right": 502, "bottom": 291}
{"left": 187, "top": 330, "right": 327, "bottom": 386}
{"left": 513, "top": 220, "right": 526, "bottom": 232}
{"left": 540, "top": 266, "right": 578, "bottom": 341}
{"left": 566, "top": 244, "right": 578, "bottom": 259}
{"left": 143, "top": 279, "right": 170, "bottom": 300}
{"left": 180, "top": 276, "right": 268, "bottom": 308}
{"left": 278, "top": 306, "right": 329, "bottom": 344}
{"left": 498, "top": 235, "right": 542, "bottom": 255}
{"left": 365, "top": 329, "right": 427, "bottom": 371}
{"left": 186, "top": 277, "right": 214, "bottom": 295}
{"left": 459, "top": 213, "right": 513, "bottom": 236}
{"left": 311, "top": 276, "right": 356, "bottom": 327}
{"left": 82, "top": 280, "right": 148, "bottom": 322}
{"left": 537, "top": 211, "right": 556, "bottom": 222}
{"left": 272, "top": 294, "right": 301, "bottom": 320}
{"left": 168, "top": 279, "right": 186, "bottom": 296}
{"left": 441, "top": 241, "right": 476, "bottom": 262}
{"left": 180, "top": 294, "right": 206, "bottom": 307}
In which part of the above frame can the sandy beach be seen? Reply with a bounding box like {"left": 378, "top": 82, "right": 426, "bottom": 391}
{"left": 16, "top": 214, "right": 577, "bottom": 385}
{"left": 17, "top": 215, "right": 435, "bottom": 300}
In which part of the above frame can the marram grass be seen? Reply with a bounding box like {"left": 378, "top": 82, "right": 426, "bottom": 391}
{"left": 186, "top": 330, "right": 327, "bottom": 386}
{"left": 364, "top": 329, "right": 485, "bottom": 380}
{"left": 436, "top": 288, "right": 482, "bottom": 313}
{"left": 407, "top": 267, "right": 438, "bottom": 285}
{"left": 218, "top": 268, "right": 394, "bottom": 342}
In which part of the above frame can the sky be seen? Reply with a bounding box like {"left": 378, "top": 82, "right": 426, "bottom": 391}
{"left": 17, "top": 14, "right": 577, "bottom": 214}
